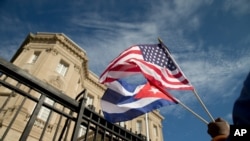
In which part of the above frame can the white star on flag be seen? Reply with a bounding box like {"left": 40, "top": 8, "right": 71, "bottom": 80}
{"left": 149, "top": 87, "right": 160, "bottom": 94}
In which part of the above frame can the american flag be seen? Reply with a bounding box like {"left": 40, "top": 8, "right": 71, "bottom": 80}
{"left": 99, "top": 44, "right": 194, "bottom": 90}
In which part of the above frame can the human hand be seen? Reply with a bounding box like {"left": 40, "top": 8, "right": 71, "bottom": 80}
{"left": 207, "top": 118, "right": 230, "bottom": 138}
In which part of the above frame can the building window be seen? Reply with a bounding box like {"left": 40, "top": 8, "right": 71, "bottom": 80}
{"left": 78, "top": 125, "right": 86, "bottom": 137}
{"left": 119, "top": 122, "right": 126, "bottom": 128}
{"left": 136, "top": 120, "right": 142, "bottom": 133}
{"left": 153, "top": 125, "right": 158, "bottom": 136}
{"left": 56, "top": 60, "right": 69, "bottom": 76}
{"left": 37, "top": 98, "right": 54, "bottom": 121}
{"left": 86, "top": 94, "right": 94, "bottom": 106}
{"left": 28, "top": 51, "right": 41, "bottom": 64}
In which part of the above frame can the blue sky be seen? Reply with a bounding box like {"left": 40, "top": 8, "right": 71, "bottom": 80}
{"left": 0, "top": 0, "right": 250, "bottom": 140}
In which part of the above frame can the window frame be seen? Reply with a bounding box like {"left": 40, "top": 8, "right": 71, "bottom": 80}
{"left": 56, "top": 59, "right": 69, "bottom": 77}
{"left": 37, "top": 97, "right": 54, "bottom": 121}
{"left": 28, "top": 51, "right": 41, "bottom": 64}
{"left": 136, "top": 120, "right": 143, "bottom": 133}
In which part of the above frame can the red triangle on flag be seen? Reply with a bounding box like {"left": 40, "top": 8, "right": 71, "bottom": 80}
{"left": 135, "top": 82, "right": 175, "bottom": 102}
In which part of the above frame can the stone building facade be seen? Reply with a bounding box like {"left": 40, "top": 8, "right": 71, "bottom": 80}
{"left": 0, "top": 32, "right": 164, "bottom": 141}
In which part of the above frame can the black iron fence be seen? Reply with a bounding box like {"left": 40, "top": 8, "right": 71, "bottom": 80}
{"left": 0, "top": 57, "right": 147, "bottom": 141}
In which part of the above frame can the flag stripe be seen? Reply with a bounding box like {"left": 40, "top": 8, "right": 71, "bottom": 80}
{"left": 103, "top": 58, "right": 192, "bottom": 89}
{"left": 129, "top": 59, "right": 192, "bottom": 89}
{"left": 104, "top": 80, "right": 143, "bottom": 97}
{"left": 130, "top": 58, "right": 186, "bottom": 83}
{"left": 102, "top": 98, "right": 174, "bottom": 123}
{"left": 102, "top": 98, "right": 173, "bottom": 114}
{"left": 100, "top": 46, "right": 142, "bottom": 81}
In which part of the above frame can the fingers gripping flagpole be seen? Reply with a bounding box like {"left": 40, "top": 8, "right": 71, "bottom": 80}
{"left": 158, "top": 38, "right": 215, "bottom": 123}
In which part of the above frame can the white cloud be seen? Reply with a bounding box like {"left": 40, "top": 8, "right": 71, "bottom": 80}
{"left": 0, "top": 15, "right": 22, "bottom": 32}
{"left": 148, "top": 0, "right": 213, "bottom": 32}
{"left": 223, "top": 0, "right": 250, "bottom": 16}
{"left": 0, "top": 42, "right": 19, "bottom": 61}
{"left": 68, "top": 0, "right": 217, "bottom": 76}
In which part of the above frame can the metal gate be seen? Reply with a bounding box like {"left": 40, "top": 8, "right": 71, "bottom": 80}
{"left": 0, "top": 57, "right": 147, "bottom": 141}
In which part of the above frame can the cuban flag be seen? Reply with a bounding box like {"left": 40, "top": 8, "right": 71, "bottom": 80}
{"left": 101, "top": 79, "right": 177, "bottom": 123}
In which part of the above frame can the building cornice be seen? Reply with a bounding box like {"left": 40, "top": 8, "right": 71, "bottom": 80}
{"left": 152, "top": 110, "right": 165, "bottom": 120}
{"left": 29, "top": 33, "right": 88, "bottom": 62}
{"left": 86, "top": 71, "right": 106, "bottom": 91}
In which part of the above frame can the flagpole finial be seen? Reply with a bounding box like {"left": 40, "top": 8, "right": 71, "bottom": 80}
{"left": 157, "top": 37, "right": 171, "bottom": 53}
{"left": 158, "top": 37, "right": 163, "bottom": 44}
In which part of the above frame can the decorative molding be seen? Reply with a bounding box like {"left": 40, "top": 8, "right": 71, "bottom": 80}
{"left": 27, "top": 33, "right": 86, "bottom": 61}
{"left": 46, "top": 48, "right": 58, "bottom": 55}
{"left": 74, "top": 64, "right": 80, "bottom": 73}
{"left": 47, "top": 75, "right": 65, "bottom": 90}
{"left": 23, "top": 47, "right": 30, "bottom": 52}
{"left": 85, "top": 77, "right": 106, "bottom": 91}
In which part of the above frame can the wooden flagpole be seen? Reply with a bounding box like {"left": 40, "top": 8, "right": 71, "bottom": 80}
{"left": 158, "top": 37, "right": 215, "bottom": 123}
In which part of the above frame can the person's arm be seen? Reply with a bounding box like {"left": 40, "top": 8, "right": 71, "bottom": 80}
{"left": 233, "top": 72, "right": 250, "bottom": 125}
